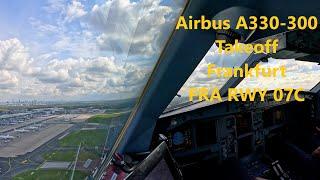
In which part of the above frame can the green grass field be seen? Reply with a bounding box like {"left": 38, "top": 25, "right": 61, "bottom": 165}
{"left": 87, "top": 112, "right": 128, "bottom": 124}
{"left": 43, "top": 150, "right": 99, "bottom": 161}
{"left": 14, "top": 169, "right": 88, "bottom": 180}
{"left": 59, "top": 129, "right": 107, "bottom": 148}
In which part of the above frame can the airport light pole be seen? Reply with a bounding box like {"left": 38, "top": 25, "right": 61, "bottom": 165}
{"left": 102, "top": 120, "right": 112, "bottom": 156}
{"left": 70, "top": 142, "right": 81, "bottom": 180}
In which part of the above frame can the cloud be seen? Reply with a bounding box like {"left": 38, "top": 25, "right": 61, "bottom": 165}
{"left": 43, "top": 0, "right": 66, "bottom": 13}
{"left": 238, "top": 59, "right": 320, "bottom": 90}
{"left": 0, "top": 39, "right": 151, "bottom": 98}
{"left": 52, "top": 36, "right": 71, "bottom": 50}
{"left": 87, "top": 0, "right": 179, "bottom": 56}
{"left": 177, "top": 45, "right": 320, "bottom": 97}
{"left": 0, "top": 70, "right": 19, "bottom": 89}
{"left": 65, "top": 0, "right": 87, "bottom": 22}
{"left": 29, "top": 18, "right": 59, "bottom": 35}
{"left": 33, "top": 56, "right": 148, "bottom": 95}
{"left": 0, "top": 38, "right": 34, "bottom": 74}
{"left": 0, "top": 0, "right": 187, "bottom": 101}
{"left": 37, "top": 69, "right": 69, "bottom": 84}
{"left": 0, "top": 38, "right": 150, "bottom": 100}
{"left": 31, "top": 0, "right": 182, "bottom": 63}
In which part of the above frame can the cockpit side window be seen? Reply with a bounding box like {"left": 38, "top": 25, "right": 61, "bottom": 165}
{"left": 0, "top": 0, "right": 187, "bottom": 179}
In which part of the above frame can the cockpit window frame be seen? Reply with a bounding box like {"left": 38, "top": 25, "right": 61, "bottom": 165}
{"left": 95, "top": 0, "right": 191, "bottom": 178}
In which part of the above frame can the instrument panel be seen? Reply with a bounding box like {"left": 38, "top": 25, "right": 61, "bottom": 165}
{"left": 155, "top": 91, "right": 319, "bottom": 165}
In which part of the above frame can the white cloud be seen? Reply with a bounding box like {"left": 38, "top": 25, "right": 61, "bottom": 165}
{"left": 65, "top": 0, "right": 87, "bottom": 22}
{"left": 238, "top": 59, "right": 320, "bottom": 90}
{"left": 0, "top": 38, "right": 149, "bottom": 100}
{"left": 52, "top": 36, "right": 71, "bottom": 50}
{"left": 29, "top": 18, "right": 59, "bottom": 35}
{"left": 88, "top": 0, "right": 178, "bottom": 56}
{"left": 0, "top": 70, "right": 19, "bottom": 89}
{"left": 43, "top": 0, "right": 65, "bottom": 13}
{"left": 0, "top": 0, "right": 183, "bottom": 101}
{"left": 32, "top": 0, "right": 182, "bottom": 62}
{"left": 177, "top": 48, "right": 320, "bottom": 97}
{"left": 0, "top": 38, "right": 34, "bottom": 74}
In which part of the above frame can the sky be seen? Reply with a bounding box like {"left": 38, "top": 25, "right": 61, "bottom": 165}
{"left": 0, "top": 0, "right": 184, "bottom": 101}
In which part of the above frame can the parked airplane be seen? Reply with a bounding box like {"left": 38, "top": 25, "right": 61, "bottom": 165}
{"left": 14, "top": 129, "right": 30, "bottom": 133}
{"left": 34, "top": 124, "right": 43, "bottom": 127}
{"left": 0, "top": 134, "right": 15, "bottom": 140}
{"left": 26, "top": 126, "right": 39, "bottom": 130}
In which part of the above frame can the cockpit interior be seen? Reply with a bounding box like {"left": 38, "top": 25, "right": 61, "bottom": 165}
{"left": 151, "top": 90, "right": 320, "bottom": 179}
{"left": 98, "top": 0, "right": 320, "bottom": 179}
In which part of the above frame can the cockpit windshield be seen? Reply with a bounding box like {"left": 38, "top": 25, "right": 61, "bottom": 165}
{"left": 168, "top": 44, "right": 250, "bottom": 107}
{"left": 0, "top": 0, "right": 186, "bottom": 179}
{"left": 238, "top": 58, "right": 320, "bottom": 90}
{"left": 169, "top": 46, "right": 320, "bottom": 108}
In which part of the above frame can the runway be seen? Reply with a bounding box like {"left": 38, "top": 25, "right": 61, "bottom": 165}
{"left": 0, "top": 124, "right": 73, "bottom": 157}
